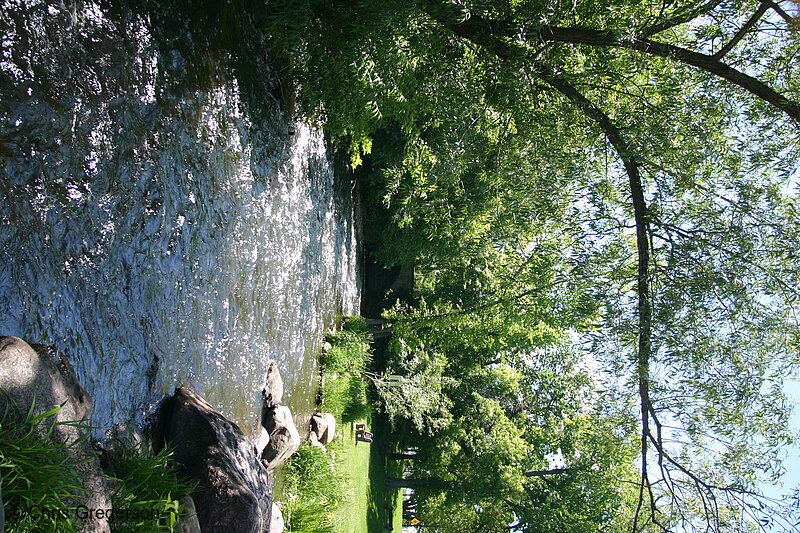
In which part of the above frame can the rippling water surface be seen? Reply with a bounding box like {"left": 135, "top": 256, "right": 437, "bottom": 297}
{"left": 0, "top": 0, "right": 359, "bottom": 437}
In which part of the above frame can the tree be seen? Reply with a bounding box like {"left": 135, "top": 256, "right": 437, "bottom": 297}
{"left": 262, "top": 0, "right": 800, "bottom": 530}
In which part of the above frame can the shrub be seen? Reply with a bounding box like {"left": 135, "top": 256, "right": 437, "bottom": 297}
{"left": 319, "top": 317, "right": 373, "bottom": 420}
{"left": 321, "top": 319, "right": 371, "bottom": 376}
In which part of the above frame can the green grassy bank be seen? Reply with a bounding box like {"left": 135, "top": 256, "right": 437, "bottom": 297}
{"left": 279, "top": 317, "right": 405, "bottom": 533}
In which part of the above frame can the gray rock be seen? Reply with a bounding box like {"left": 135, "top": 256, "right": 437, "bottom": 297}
{"left": 307, "top": 431, "right": 325, "bottom": 449}
{"left": 106, "top": 422, "right": 143, "bottom": 450}
{"left": 309, "top": 412, "right": 336, "bottom": 445}
{"left": 176, "top": 495, "right": 202, "bottom": 533}
{"left": 269, "top": 503, "right": 284, "bottom": 533}
{"left": 99, "top": 423, "right": 145, "bottom": 472}
{"left": 261, "top": 405, "right": 301, "bottom": 470}
{"left": 3, "top": 339, "right": 93, "bottom": 423}
{"left": 261, "top": 361, "right": 284, "bottom": 411}
{"left": 255, "top": 427, "right": 271, "bottom": 456}
{"left": 151, "top": 387, "right": 272, "bottom": 533}
{"left": 0, "top": 336, "right": 112, "bottom": 533}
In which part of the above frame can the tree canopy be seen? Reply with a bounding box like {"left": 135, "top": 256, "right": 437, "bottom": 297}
{"left": 262, "top": 0, "right": 800, "bottom": 530}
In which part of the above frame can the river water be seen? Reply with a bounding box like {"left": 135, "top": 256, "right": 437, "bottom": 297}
{"left": 0, "top": 0, "right": 360, "bottom": 439}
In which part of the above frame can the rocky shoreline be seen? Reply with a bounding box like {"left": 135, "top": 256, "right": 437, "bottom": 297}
{"left": 0, "top": 336, "right": 342, "bottom": 533}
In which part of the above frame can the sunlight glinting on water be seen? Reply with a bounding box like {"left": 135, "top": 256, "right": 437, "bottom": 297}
{"left": 0, "top": 0, "right": 359, "bottom": 438}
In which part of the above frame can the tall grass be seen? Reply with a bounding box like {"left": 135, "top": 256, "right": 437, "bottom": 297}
{"left": 0, "top": 402, "right": 88, "bottom": 533}
{"left": 281, "top": 441, "right": 347, "bottom": 533}
{"left": 321, "top": 316, "right": 371, "bottom": 375}
{"left": 102, "top": 445, "right": 196, "bottom": 533}
{"left": 319, "top": 317, "right": 372, "bottom": 422}
{"left": 0, "top": 396, "right": 194, "bottom": 533}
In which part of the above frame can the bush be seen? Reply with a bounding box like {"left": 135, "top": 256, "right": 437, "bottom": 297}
{"left": 319, "top": 317, "right": 373, "bottom": 420}
{"left": 321, "top": 318, "right": 371, "bottom": 376}
{"left": 319, "top": 375, "right": 370, "bottom": 423}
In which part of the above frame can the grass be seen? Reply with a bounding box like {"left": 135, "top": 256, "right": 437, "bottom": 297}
{"left": 281, "top": 441, "right": 346, "bottom": 533}
{"left": 364, "top": 414, "right": 405, "bottom": 533}
{"left": 0, "top": 402, "right": 88, "bottom": 533}
{"left": 319, "top": 316, "right": 373, "bottom": 422}
{"left": 335, "top": 417, "right": 374, "bottom": 533}
{"left": 0, "top": 396, "right": 194, "bottom": 533}
{"left": 281, "top": 316, "right": 404, "bottom": 533}
{"left": 283, "top": 415, "right": 404, "bottom": 533}
{"left": 102, "top": 445, "right": 197, "bottom": 533}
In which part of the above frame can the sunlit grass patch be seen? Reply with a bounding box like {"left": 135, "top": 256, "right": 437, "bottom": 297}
{"left": 282, "top": 441, "right": 347, "bottom": 533}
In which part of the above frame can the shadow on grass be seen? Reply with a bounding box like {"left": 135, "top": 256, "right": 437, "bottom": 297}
{"left": 365, "top": 412, "right": 405, "bottom": 533}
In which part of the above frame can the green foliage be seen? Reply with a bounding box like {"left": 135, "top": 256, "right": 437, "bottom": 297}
{"left": 264, "top": 0, "right": 800, "bottom": 529}
{"left": 319, "top": 317, "right": 373, "bottom": 421}
{"left": 102, "top": 444, "right": 196, "bottom": 533}
{"left": 0, "top": 403, "right": 87, "bottom": 533}
{"left": 0, "top": 394, "right": 194, "bottom": 533}
{"left": 281, "top": 442, "right": 347, "bottom": 533}
{"left": 366, "top": 368, "right": 454, "bottom": 434}
{"left": 319, "top": 376, "right": 371, "bottom": 423}
{"left": 321, "top": 318, "right": 371, "bottom": 376}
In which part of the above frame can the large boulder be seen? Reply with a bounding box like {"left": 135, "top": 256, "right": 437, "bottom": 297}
{"left": 261, "top": 361, "right": 284, "bottom": 411}
{"left": 151, "top": 387, "right": 273, "bottom": 533}
{"left": 309, "top": 412, "right": 336, "bottom": 445}
{"left": 260, "top": 405, "right": 301, "bottom": 470}
{"left": 0, "top": 338, "right": 93, "bottom": 424}
{"left": 0, "top": 336, "right": 112, "bottom": 533}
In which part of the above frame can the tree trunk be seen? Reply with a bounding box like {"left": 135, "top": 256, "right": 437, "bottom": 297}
{"left": 390, "top": 453, "right": 418, "bottom": 460}
{"left": 371, "top": 326, "right": 394, "bottom": 339}
{"left": 384, "top": 476, "right": 438, "bottom": 490}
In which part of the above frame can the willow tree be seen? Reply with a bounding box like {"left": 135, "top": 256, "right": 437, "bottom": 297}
{"left": 263, "top": 0, "right": 800, "bottom": 530}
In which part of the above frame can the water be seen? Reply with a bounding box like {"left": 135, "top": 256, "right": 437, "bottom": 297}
{"left": 0, "top": 0, "right": 360, "bottom": 438}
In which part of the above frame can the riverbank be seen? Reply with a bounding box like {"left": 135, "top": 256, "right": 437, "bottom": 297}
{"left": 0, "top": 337, "right": 197, "bottom": 533}
{"left": 275, "top": 316, "right": 406, "bottom": 533}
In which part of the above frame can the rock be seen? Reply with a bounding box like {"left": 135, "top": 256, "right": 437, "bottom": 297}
{"left": 309, "top": 412, "right": 336, "bottom": 445}
{"left": 261, "top": 361, "right": 283, "bottom": 410}
{"left": 176, "top": 495, "right": 202, "bottom": 533}
{"left": 4, "top": 340, "right": 93, "bottom": 422}
{"left": 106, "top": 422, "right": 144, "bottom": 450}
{"left": 260, "top": 405, "right": 301, "bottom": 470}
{"left": 255, "top": 427, "right": 271, "bottom": 456}
{"left": 307, "top": 431, "right": 325, "bottom": 450}
{"left": 0, "top": 336, "right": 112, "bottom": 533}
{"left": 269, "top": 503, "right": 284, "bottom": 533}
{"left": 99, "top": 423, "right": 146, "bottom": 472}
{"left": 151, "top": 387, "right": 272, "bottom": 533}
